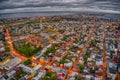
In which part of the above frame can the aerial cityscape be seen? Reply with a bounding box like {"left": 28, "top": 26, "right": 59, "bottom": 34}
{"left": 0, "top": 0, "right": 120, "bottom": 80}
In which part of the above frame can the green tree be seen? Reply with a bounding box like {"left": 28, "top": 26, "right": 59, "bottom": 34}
{"left": 60, "top": 59, "right": 68, "bottom": 65}
{"left": 78, "top": 64, "right": 84, "bottom": 73}
{"left": 5, "top": 47, "right": 10, "bottom": 52}
{"left": 51, "top": 74, "right": 57, "bottom": 80}
{"left": 114, "top": 40, "right": 118, "bottom": 48}
{"left": 24, "top": 59, "right": 32, "bottom": 66}
{"left": 94, "top": 65, "right": 98, "bottom": 71}
{"left": 4, "top": 42, "right": 9, "bottom": 46}
{"left": 46, "top": 71, "right": 52, "bottom": 76}
{"left": 43, "top": 76, "right": 50, "bottom": 80}
{"left": 14, "top": 42, "right": 42, "bottom": 57}
{"left": 44, "top": 46, "right": 56, "bottom": 56}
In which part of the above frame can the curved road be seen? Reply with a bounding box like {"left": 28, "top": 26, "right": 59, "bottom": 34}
{"left": 6, "top": 28, "right": 27, "bottom": 60}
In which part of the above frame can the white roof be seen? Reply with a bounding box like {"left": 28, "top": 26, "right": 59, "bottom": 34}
{"left": 1, "top": 78, "right": 6, "bottom": 80}
{"left": 7, "top": 70, "right": 16, "bottom": 77}
{"left": 33, "top": 64, "right": 41, "bottom": 71}
{"left": 96, "top": 61, "right": 103, "bottom": 66}
{"left": 33, "top": 70, "right": 46, "bottom": 80}
{"left": 86, "top": 75, "right": 92, "bottom": 79}
{"left": 94, "top": 77, "right": 102, "bottom": 80}
{"left": 108, "top": 62, "right": 114, "bottom": 68}
{"left": 64, "top": 62, "right": 73, "bottom": 67}
{"left": 19, "top": 64, "right": 34, "bottom": 73}
{"left": 71, "top": 72, "right": 78, "bottom": 77}
{"left": 4, "top": 57, "right": 21, "bottom": 70}
{"left": 0, "top": 47, "right": 5, "bottom": 51}
{"left": 69, "top": 77, "right": 75, "bottom": 80}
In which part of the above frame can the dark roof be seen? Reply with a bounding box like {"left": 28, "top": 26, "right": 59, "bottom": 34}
{"left": 116, "top": 24, "right": 120, "bottom": 30}
{"left": 109, "top": 68, "right": 116, "bottom": 74}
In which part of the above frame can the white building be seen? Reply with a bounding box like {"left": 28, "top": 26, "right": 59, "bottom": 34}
{"left": 64, "top": 62, "right": 73, "bottom": 68}
{"left": 0, "top": 41, "right": 5, "bottom": 52}
{"left": 33, "top": 64, "right": 41, "bottom": 71}
{"left": 19, "top": 64, "right": 35, "bottom": 73}
{"left": 4, "top": 57, "right": 21, "bottom": 70}
{"left": 32, "top": 70, "right": 46, "bottom": 80}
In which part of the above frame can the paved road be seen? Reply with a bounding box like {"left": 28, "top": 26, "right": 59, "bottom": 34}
{"left": 6, "top": 28, "right": 27, "bottom": 60}
{"left": 117, "top": 71, "right": 120, "bottom": 80}
{"left": 102, "top": 24, "right": 107, "bottom": 80}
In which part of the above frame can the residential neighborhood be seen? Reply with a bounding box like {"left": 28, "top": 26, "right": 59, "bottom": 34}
{"left": 0, "top": 14, "right": 120, "bottom": 80}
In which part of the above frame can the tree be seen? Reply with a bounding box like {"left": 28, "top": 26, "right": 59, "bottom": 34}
{"left": 78, "top": 64, "right": 84, "bottom": 73}
{"left": 74, "top": 39, "right": 79, "bottom": 44}
{"left": 4, "top": 42, "right": 9, "bottom": 46}
{"left": 44, "top": 46, "right": 56, "bottom": 56}
{"left": 43, "top": 76, "right": 50, "bottom": 80}
{"left": 85, "top": 52, "right": 90, "bottom": 57}
{"left": 60, "top": 59, "right": 68, "bottom": 65}
{"left": 13, "top": 42, "right": 42, "bottom": 57}
{"left": 46, "top": 71, "right": 52, "bottom": 76}
{"left": 51, "top": 74, "right": 57, "bottom": 80}
{"left": 24, "top": 59, "right": 32, "bottom": 66}
{"left": 94, "top": 65, "right": 98, "bottom": 71}
{"left": 114, "top": 40, "right": 118, "bottom": 48}
{"left": 15, "top": 68, "right": 27, "bottom": 80}
{"left": 5, "top": 47, "right": 10, "bottom": 52}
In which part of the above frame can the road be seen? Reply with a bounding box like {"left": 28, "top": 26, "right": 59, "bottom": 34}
{"left": 117, "top": 70, "right": 120, "bottom": 80}
{"left": 5, "top": 28, "right": 27, "bottom": 60}
{"left": 72, "top": 34, "right": 91, "bottom": 71}
{"left": 102, "top": 24, "right": 107, "bottom": 80}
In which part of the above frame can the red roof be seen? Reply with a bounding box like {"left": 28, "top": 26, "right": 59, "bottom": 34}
{"left": 14, "top": 66, "right": 20, "bottom": 71}
{"left": 57, "top": 77, "right": 61, "bottom": 80}
{"left": 44, "top": 68, "right": 48, "bottom": 71}
{"left": 61, "top": 73, "right": 65, "bottom": 77}
{"left": 98, "top": 65, "right": 103, "bottom": 69}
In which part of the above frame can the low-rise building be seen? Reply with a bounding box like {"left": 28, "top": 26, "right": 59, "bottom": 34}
{"left": 32, "top": 70, "right": 46, "bottom": 80}
{"left": 33, "top": 64, "right": 41, "bottom": 71}
{"left": 19, "top": 64, "right": 35, "bottom": 74}
{"left": 4, "top": 57, "right": 21, "bottom": 70}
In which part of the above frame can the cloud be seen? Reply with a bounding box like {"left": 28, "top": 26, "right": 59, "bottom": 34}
{"left": 0, "top": 0, "right": 120, "bottom": 14}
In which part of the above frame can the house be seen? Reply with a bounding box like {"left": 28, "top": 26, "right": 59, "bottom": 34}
{"left": 18, "top": 64, "right": 35, "bottom": 74}
{"left": 2, "top": 70, "right": 16, "bottom": 80}
{"left": 64, "top": 62, "right": 73, "bottom": 68}
{"left": 0, "top": 41, "right": 5, "bottom": 52}
{"left": 33, "top": 64, "right": 42, "bottom": 71}
{"left": 32, "top": 70, "right": 46, "bottom": 80}
{"left": 0, "top": 26, "right": 5, "bottom": 32}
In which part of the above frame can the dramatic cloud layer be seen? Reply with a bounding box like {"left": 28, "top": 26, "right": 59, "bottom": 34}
{"left": 0, "top": 0, "right": 120, "bottom": 14}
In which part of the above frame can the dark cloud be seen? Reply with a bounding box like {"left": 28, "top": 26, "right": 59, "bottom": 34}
{"left": 0, "top": 0, "right": 120, "bottom": 14}
{"left": 0, "top": 0, "right": 9, "bottom": 2}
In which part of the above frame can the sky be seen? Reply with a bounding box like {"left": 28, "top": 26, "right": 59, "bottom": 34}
{"left": 0, "top": 0, "right": 120, "bottom": 14}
